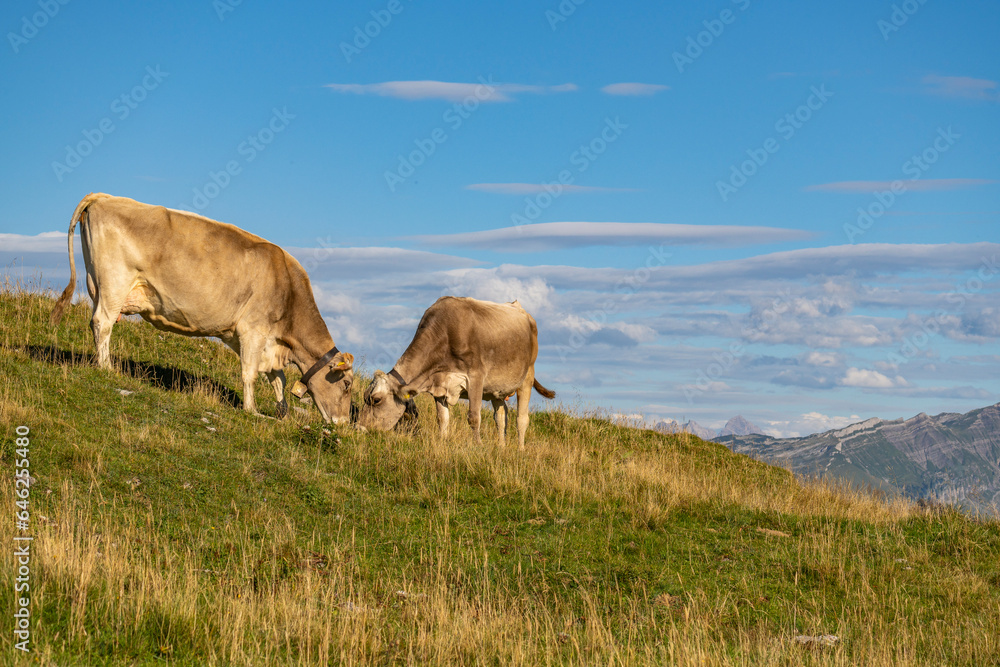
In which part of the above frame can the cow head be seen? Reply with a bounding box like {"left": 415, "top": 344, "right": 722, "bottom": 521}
{"left": 302, "top": 351, "right": 355, "bottom": 424}
{"left": 357, "top": 369, "right": 416, "bottom": 431}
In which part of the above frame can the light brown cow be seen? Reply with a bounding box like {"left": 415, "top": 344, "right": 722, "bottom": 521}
{"left": 358, "top": 296, "right": 555, "bottom": 447}
{"left": 50, "top": 193, "right": 354, "bottom": 422}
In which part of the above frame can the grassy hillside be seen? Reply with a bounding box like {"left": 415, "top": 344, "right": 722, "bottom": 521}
{"left": 2, "top": 281, "right": 999, "bottom": 665}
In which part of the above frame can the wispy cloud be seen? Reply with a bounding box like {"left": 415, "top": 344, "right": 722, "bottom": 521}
{"left": 600, "top": 82, "right": 669, "bottom": 96}
{"left": 324, "top": 80, "right": 577, "bottom": 103}
{"left": 805, "top": 179, "right": 998, "bottom": 193}
{"left": 466, "top": 183, "right": 640, "bottom": 195}
{"left": 921, "top": 74, "right": 999, "bottom": 101}
{"left": 412, "top": 221, "right": 812, "bottom": 252}
{"left": 283, "top": 245, "right": 481, "bottom": 280}
{"left": 478, "top": 242, "right": 1000, "bottom": 290}
{"left": 0, "top": 231, "right": 68, "bottom": 253}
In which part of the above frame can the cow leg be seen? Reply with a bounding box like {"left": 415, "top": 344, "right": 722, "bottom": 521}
{"left": 91, "top": 315, "right": 115, "bottom": 370}
{"left": 435, "top": 397, "right": 450, "bottom": 438}
{"left": 514, "top": 369, "right": 534, "bottom": 450}
{"left": 91, "top": 296, "right": 126, "bottom": 370}
{"left": 491, "top": 398, "right": 508, "bottom": 447}
{"left": 466, "top": 376, "right": 485, "bottom": 444}
{"left": 237, "top": 336, "right": 263, "bottom": 415}
{"left": 266, "top": 370, "right": 288, "bottom": 419}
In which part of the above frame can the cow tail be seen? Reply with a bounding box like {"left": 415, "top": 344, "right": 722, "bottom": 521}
{"left": 532, "top": 378, "right": 556, "bottom": 399}
{"left": 50, "top": 193, "right": 104, "bottom": 326}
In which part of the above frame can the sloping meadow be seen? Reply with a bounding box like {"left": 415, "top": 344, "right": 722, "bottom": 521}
{"left": 2, "top": 283, "right": 999, "bottom": 665}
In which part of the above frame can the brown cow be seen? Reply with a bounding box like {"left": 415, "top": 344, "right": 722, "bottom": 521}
{"left": 50, "top": 193, "right": 354, "bottom": 422}
{"left": 358, "top": 296, "right": 555, "bottom": 447}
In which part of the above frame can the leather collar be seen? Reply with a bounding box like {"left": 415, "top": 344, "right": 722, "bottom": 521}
{"left": 300, "top": 346, "right": 341, "bottom": 386}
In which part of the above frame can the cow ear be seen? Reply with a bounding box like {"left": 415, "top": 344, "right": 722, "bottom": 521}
{"left": 329, "top": 352, "right": 353, "bottom": 373}
{"left": 395, "top": 383, "right": 416, "bottom": 401}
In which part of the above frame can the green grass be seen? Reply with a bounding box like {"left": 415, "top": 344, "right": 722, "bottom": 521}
{"left": 2, "top": 281, "right": 999, "bottom": 665}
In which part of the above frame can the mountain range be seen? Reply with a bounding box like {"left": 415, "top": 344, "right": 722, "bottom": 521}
{"left": 715, "top": 403, "right": 1000, "bottom": 515}
{"left": 655, "top": 415, "right": 765, "bottom": 441}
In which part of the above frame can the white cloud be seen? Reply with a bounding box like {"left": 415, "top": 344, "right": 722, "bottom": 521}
{"left": 440, "top": 269, "right": 555, "bottom": 315}
{"left": 744, "top": 312, "right": 894, "bottom": 349}
{"left": 413, "top": 221, "right": 812, "bottom": 252}
{"left": 600, "top": 83, "right": 669, "bottom": 96}
{"left": 466, "top": 183, "right": 640, "bottom": 195}
{"left": 803, "top": 351, "right": 841, "bottom": 367}
{"left": 324, "top": 80, "right": 577, "bottom": 103}
{"left": 839, "top": 367, "right": 906, "bottom": 388}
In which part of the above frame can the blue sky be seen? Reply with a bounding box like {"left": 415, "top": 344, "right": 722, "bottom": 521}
{"left": 2, "top": 0, "right": 998, "bottom": 436}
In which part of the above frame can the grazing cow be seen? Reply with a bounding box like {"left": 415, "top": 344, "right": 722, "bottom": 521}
{"left": 358, "top": 296, "right": 555, "bottom": 448}
{"left": 49, "top": 193, "right": 354, "bottom": 422}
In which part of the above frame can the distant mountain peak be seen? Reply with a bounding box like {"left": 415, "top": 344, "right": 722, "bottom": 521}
{"left": 718, "top": 415, "right": 764, "bottom": 438}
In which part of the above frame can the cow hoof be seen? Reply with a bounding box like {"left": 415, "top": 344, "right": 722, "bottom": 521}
{"left": 276, "top": 400, "right": 289, "bottom": 419}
